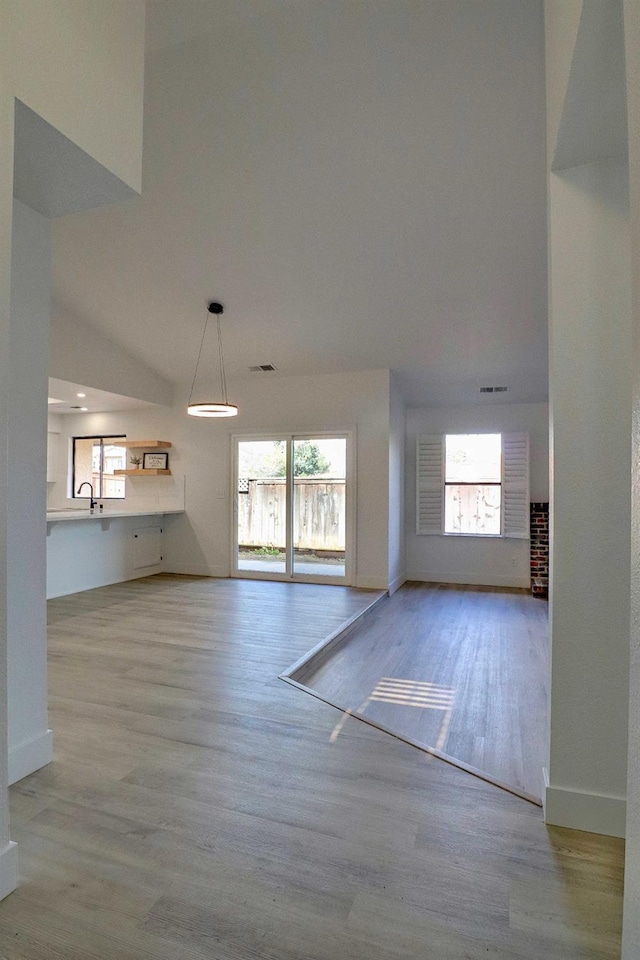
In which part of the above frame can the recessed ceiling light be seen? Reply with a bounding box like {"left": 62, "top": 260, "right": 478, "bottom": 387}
{"left": 77, "top": 392, "right": 86, "bottom": 398}
{"left": 47, "top": 397, "right": 63, "bottom": 405}
{"left": 80, "top": 407, "right": 88, "bottom": 412}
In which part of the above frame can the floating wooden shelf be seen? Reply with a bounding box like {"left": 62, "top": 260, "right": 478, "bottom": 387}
{"left": 114, "top": 468, "right": 172, "bottom": 476}
{"left": 120, "top": 440, "right": 171, "bottom": 448}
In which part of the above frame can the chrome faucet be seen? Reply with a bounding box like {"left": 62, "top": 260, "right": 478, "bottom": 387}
{"left": 77, "top": 482, "right": 97, "bottom": 512}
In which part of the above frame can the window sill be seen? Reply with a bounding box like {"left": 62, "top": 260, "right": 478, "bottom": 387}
{"left": 442, "top": 532, "right": 502, "bottom": 538}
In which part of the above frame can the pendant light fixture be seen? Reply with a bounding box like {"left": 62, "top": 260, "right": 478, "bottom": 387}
{"left": 187, "top": 301, "right": 238, "bottom": 418}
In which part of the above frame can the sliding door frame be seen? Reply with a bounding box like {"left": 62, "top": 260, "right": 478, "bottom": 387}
{"left": 230, "top": 431, "right": 356, "bottom": 586}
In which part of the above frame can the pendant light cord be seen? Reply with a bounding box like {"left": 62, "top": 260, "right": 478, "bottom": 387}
{"left": 188, "top": 312, "right": 209, "bottom": 406}
{"left": 217, "top": 314, "right": 229, "bottom": 405}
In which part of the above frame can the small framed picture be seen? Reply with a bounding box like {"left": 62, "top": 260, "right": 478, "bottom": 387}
{"left": 143, "top": 452, "right": 169, "bottom": 470}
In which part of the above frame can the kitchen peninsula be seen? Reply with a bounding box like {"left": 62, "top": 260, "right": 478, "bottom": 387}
{"left": 46, "top": 435, "right": 185, "bottom": 598}
{"left": 46, "top": 506, "right": 185, "bottom": 599}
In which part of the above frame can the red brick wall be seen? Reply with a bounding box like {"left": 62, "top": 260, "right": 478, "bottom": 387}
{"left": 530, "top": 502, "right": 549, "bottom": 598}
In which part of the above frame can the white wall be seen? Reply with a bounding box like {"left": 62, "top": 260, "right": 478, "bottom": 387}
{"left": 7, "top": 201, "right": 53, "bottom": 786}
{"left": 544, "top": 0, "right": 584, "bottom": 165}
{"left": 50, "top": 307, "right": 174, "bottom": 407}
{"left": 52, "top": 369, "right": 394, "bottom": 591}
{"left": 388, "top": 375, "right": 406, "bottom": 594}
{"left": 624, "top": 0, "right": 640, "bottom": 951}
{"left": 47, "top": 413, "right": 61, "bottom": 483}
{"left": 405, "top": 402, "right": 549, "bottom": 588}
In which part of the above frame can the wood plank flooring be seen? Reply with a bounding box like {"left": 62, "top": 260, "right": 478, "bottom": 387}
{"left": 294, "top": 581, "right": 549, "bottom": 801}
{"left": 1, "top": 575, "right": 622, "bottom": 959}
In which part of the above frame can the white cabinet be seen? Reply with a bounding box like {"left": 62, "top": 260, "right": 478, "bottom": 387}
{"left": 133, "top": 527, "right": 162, "bottom": 568}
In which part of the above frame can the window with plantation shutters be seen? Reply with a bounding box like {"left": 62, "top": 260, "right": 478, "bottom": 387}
{"left": 501, "top": 432, "right": 529, "bottom": 538}
{"left": 416, "top": 436, "right": 444, "bottom": 535}
{"left": 416, "top": 432, "right": 529, "bottom": 538}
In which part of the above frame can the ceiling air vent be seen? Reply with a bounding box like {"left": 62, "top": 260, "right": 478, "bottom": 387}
{"left": 249, "top": 364, "right": 276, "bottom": 372}
{"left": 480, "top": 386, "right": 508, "bottom": 394}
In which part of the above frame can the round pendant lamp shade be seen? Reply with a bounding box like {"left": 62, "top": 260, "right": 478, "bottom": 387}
{"left": 187, "top": 302, "right": 238, "bottom": 418}
{"left": 187, "top": 402, "right": 238, "bottom": 418}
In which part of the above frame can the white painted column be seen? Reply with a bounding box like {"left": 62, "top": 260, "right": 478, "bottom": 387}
{"left": 0, "top": 0, "right": 145, "bottom": 904}
{"left": 623, "top": 0, "right": 640, "bottom": 953}
{"left": 0, "top": 96, "right": 19, "bottom": 900}
{"left": 388, "top": 374, "right": 406, "bottom": 594}
{"left": 7, "top": 200, "right": 53, "bottom": 784}
{"left": 547, "top": 158, "right": 631, "bottom": 836}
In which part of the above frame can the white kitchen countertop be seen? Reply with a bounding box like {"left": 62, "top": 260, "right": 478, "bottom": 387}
{"left": 46, "top": 508, "right": 185, "bottom": 523}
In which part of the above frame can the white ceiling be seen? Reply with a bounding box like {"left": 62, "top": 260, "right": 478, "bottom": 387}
{"left": 51, "top": 0, "right": 548, "bottom": 407}
{"left": 48, "top": 378, "right": 156, "bottom": 414}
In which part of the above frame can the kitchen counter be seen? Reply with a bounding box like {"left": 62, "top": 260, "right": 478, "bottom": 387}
{"left": 47, "top": 508, "right": 184, "bottom": 523}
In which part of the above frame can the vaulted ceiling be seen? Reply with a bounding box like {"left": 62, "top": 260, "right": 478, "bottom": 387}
{"left": 51, "top": 0, "right": 548, "bottom": 407}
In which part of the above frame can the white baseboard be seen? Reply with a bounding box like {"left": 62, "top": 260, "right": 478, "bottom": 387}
{"left": 164, "top": 564, "right": 230, "bottom": 578}
{"left": 407, "top": 570, "right": 531, "bottom": 589}
{"left": 0, "top": 842, "right": 18, "bottom": 901}
{"left": 545, "top": 783, "right": 626, "bottom": 837}
{"left": 9, "top": 729, "right": 53, "bottom": 785}
{"left": 388, "top": 574, "right": 407, "bottom": 596}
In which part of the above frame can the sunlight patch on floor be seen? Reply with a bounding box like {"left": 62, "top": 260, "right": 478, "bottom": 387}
{"left": 370, "top": 677, "right": 456, "bottom": 709}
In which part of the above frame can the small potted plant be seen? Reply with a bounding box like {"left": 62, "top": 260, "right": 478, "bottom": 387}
{"left": 130, "top": 455, "right": 143, "bottom": 469}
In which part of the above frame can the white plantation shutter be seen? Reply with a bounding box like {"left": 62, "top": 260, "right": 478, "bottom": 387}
{"left": 416, "top": 435, "right": 444, "bottom": 534}
{"left": 502, "top": 432, "right": 529, "bottom": 539}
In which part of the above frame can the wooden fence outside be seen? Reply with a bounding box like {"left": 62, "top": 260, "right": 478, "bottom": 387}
{"left": 238, "top": 478, "right": 345, "bottom": 551}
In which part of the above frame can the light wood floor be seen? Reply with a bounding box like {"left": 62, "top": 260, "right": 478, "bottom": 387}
{"left": 1, "top": 575, "right": 622, "bottom": 959}
{"left": 293, "top": 582, "right": 549, "bottom": 801}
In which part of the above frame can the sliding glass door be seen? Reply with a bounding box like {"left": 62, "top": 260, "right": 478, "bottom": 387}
{"left": 292, "top": 437, "right": 346, "bottom": 578}
{"left": 233, "top": 434, "right": 352, "bottom": 584}
{"left": 236, "top": 439, "right": 288, "bottom": 575}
